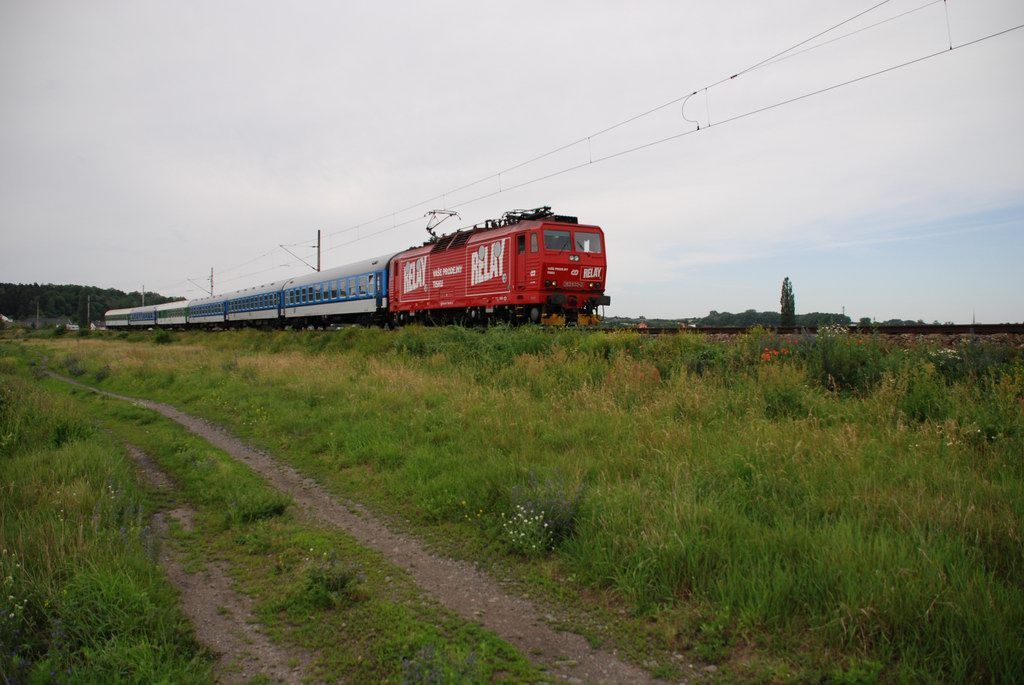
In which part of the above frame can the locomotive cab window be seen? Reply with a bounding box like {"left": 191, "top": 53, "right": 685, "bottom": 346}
{"left": 530, "top": 233, "right": 538, "bottom": 252}
{"left": 574, "top": 231, "right": 602, "bottom": 253}
{"left": 543, "top": 229, "right": 572, "bottom": 251}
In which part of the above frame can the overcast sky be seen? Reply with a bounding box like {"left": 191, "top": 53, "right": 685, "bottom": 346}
{"left": 2, "top": 0, "right": 1022, "bottom": 321}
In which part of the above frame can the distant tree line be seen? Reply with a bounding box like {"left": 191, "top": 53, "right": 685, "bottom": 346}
{"left": 603, "top": 310, "right": 853, "bottom": 328}
{"left": 693, "top": 310, "right": 852, "bottom": 327}
{"left": 0, "top": 283, "right": 180, "bottom": 322}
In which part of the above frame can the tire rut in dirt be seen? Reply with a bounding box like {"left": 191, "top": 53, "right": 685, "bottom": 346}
{"left": 125, "top": 443, "right": 311, "bottom": 685}
{"left": 53, "top": 372, "right": 666, "bottom": 684}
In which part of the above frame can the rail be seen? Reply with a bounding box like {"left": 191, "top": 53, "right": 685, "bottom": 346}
{"left": 613, "top": 323, "right": 1024, "bottom": 336}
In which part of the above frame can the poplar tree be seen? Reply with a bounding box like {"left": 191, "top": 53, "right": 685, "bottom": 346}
{"left": 780, "top": 277, "right": 795, "bottom": 327}
{"left": 77, "top": 291, "right": 89, "bottom": 330}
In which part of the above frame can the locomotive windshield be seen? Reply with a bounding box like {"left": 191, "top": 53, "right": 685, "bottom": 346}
{"left": 543, "top": 229, "right": 572, "bottom": 251}
{"left": 574, "top": 231, "right": 602, "bottom": 253}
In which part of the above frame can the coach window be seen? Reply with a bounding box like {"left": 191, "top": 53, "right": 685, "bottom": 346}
{"left": 574, "top": 231, "right": 602, "bottom": 253}
{"left": 531, "top": 233, "right": 538, "bottom": 252}
{"left": 314, "top": 286, "right": 321, "bottom": 303}
{"left": 517, "top": 234, "right": 526, "bottom": 254}
{"left": 367, "top": 274, "right": 375, "bottom": 295}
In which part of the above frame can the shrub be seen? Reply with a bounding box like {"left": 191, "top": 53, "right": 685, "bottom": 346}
{"left": 50, "top": 418, "right": 93, "bottom": 448}
{"left": 62, "top": 355, "right": 86, "bottom": 377}
{"left": 954, "top": 366, "right": 1024, "bottom": 442}
{"left": 299, "top": 553, "right": 363, "bottom": 609}
{"left": 499, "top": 504, "right": 550, "bottom": 557}
{"left": 804, "top": 327, "right": 886, "bottom": 393}
{"left": 224, "top": 489, "right": 288, "bottom": 525}
{"left": 758, "top": 364, "right": 809, "bottom": 419}
{"left": 153, "top": 330, "right": 172, "bottom": 345}
{"left": 898, "top": 364, "right": 949, "bottom": 422}
{"left": 501, "top": 478, "right": 584, "bottom": 556}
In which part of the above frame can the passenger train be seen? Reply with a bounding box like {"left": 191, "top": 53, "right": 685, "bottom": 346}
{"left": 105, "top": 208, "right": 610, "bottom": 329}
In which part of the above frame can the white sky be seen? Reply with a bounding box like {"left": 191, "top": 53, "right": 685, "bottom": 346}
{"left": 2, "top": 0, "right": 1022, "bottom": 321}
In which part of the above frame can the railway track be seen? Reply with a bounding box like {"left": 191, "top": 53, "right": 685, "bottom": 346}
{"left": 613, "top": 323, "right": 1024, "bottom": 336}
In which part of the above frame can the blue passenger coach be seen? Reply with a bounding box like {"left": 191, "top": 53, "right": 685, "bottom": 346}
{"left": 281, "top": 253, "right": 395, "bottom": 326}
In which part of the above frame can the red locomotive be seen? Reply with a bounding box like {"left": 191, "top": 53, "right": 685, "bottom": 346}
{"left": 389, "top": 207, "right": 609, "bottom": 325}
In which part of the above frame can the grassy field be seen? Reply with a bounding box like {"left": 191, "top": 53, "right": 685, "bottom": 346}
{"left": 0, "top": 365, "right": 210, "bottom": 682}
{"left": 1, "top": 347, "right": 544, "bottom": 683}
{"left": 4, "top": 325, "right": 1023, "bottom": 681}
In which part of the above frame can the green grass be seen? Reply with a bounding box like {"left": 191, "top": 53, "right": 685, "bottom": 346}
{"left": 6, "top": 326, "right": 1024, "bottom": 681}
{"left": 2, "top": 348, "right": 545, "bottom": 683}
{"left": 0, "top": 367, "right": 210, "bottom": 682}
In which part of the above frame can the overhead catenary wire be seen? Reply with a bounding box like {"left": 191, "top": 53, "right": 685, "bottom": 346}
{"left": 319, "top": 20, "right": 1024, "bottom": 257}
{"left": 746, "top": 0, "right": 945, "bottom": 74}
{"left": 321, "top": 0, "right": 901, "bottom": 243}
{"left": 162, "top": 0, "right": 919, "bottom": 285}
{"left": 163, "top": 2, "right": 1020, "bottom": 292}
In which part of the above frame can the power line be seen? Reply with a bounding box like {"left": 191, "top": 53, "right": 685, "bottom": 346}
{"left": 748, "top": 0, "right": 944, "bottom": 74}
{"left": 166, "top": 5, "right": 1023, "bottom": 290}
{"left": 214, "top": 252, "right": 319, "bottom": 288}
{"left": 319, "top": 21, "right": 1023, "bottom": 255}
{"left": 168, "top": 0, "right": 918, "bottom": 282}
{"left": 322, "top": 0, "right": 901, "bottom": 243}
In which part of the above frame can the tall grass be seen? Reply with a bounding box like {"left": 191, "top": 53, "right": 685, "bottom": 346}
{"left": 12, "top": 327, "right": 1024, "bottom": 680}
{"left": 0, "top": 369, "right": 209, "bottom": 682}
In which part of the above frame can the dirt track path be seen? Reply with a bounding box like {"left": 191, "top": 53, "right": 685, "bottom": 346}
{"left": 125, "top": 443, "right": 310, "bottom": 684}
{"left": 51, "top": 372, "right": 664, "bottom": 684}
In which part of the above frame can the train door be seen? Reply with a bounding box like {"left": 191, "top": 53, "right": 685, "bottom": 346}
{"left": 515, "top": 233, "right": 527, "bottom": 287}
